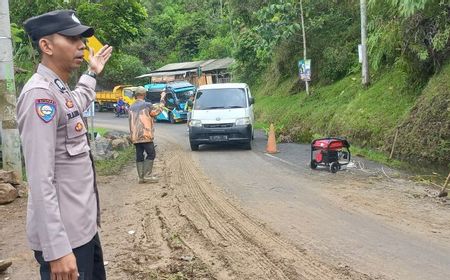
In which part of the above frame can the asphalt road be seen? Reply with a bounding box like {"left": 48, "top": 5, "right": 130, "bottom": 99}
{"left": 94, "top": 112, "right": 450, "bottom": 280}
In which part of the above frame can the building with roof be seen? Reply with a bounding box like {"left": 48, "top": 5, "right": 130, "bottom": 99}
{"left": 136, "top": 58, "right": 234, "bottom": 86}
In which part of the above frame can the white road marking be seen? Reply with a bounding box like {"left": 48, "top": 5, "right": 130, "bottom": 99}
{"left": 264, "top": 153, "right": 299, "bottom": 167}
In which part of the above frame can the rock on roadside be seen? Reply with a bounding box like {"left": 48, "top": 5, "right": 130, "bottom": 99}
{"left": 111, "top": 138, "right": 129, "bottom": 150}
{"left": 0, "top": 183, "right": 18, "bottom": 205}
{"left": 0, "top": 170, "right": 19, "bottom": 185}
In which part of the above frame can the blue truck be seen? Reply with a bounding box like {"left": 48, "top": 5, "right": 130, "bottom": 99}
{"left": 144, "top": 81, "right": 195, "bottom": 123}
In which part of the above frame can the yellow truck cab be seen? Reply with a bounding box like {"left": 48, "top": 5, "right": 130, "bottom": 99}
{"left": 95, "top": 85, "right": 137, "bottom": 111}
{"left": 122, "top": 86, "right": 138, "bottom": 106}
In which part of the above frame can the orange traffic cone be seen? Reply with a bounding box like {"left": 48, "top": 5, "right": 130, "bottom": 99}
{"left": 266, "top": 123, "right": 277, "bottom": 154}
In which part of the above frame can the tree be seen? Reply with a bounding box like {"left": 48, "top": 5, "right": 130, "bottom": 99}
{"left": 9, "top": 0, "right": 149, "bottom": 88}
{"left": 76, "top": 0, "right": 148, "bottom": 49}
{"left": 99, "top": 52, "right": 147, "bottom": 88}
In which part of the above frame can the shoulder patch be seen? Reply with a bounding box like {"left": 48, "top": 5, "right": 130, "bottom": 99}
{"left": 35, "top": 99, "right": 57, "bottom": 123}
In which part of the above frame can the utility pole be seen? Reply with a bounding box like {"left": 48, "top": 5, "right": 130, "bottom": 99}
{"left": 299, "top": 0, "right": 309, "bottom": 95}
{"left": 360, "top": 0, "right": 370, "bottom": 87}
{"left": 0, "top": 0, "right": 23, "bottom": 179}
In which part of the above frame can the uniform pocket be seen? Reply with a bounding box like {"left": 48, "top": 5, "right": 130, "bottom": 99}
{"left": 65, "top": 116, "right": 90, "bottom": 156}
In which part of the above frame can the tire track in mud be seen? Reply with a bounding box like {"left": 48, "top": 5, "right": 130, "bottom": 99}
{"left": 171, "top": 159, "right": 292, "bottom": 280}
{"left": 158, "top": 135, "right": 376, "bottom": 280}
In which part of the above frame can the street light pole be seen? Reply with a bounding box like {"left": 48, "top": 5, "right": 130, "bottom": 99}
{"left": 0, "top": 0, "right": 23, "bottom": 179}
{"left": 299, "top": 0, "right": 310, "bottom": 95}
{"left": 360, "top": 0, "right": 370, "bottom": 87}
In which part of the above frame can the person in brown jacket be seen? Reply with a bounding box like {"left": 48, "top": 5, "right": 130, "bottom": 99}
{"left": 128, "top": 86, "right": 166, "bottom": 183}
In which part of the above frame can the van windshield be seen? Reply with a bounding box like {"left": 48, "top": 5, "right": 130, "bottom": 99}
{"left": 195, "top": 88, "right": 247, "bottom": 110}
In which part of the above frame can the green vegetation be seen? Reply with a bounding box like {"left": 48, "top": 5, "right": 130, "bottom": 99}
{"left": 95, "top": 146, "right": 134, "bottom": 176}
{"left": 253, "top": 61, "right": 449, "bottom": 171}
{"left": 10, "top": 0, "right": 148, "bottom": 88}
{"left": 393, "top": 63, "right": 450, "bottom": 169}
{"left": 93, "top": 127, "right": 108, "bottom": 137}
{"left": 254, "top": 66, "right": 415, "bottom": 145}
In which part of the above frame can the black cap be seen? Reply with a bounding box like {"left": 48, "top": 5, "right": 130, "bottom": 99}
{"left": 24, "top": 10, "right": 94, "bottom": 42}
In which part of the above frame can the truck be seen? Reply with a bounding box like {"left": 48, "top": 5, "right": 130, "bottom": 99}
{"left": 95, "top": 85, "right": 137, "bottom": 112}
{"left": 144, "top": 81, "right": 196, "bottom": 123}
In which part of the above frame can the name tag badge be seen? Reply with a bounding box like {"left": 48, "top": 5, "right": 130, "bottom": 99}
{"left": 67, "top": 110, "right": 80, "bottom": 120}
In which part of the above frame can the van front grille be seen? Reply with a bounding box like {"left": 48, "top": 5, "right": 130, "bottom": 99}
{"left": 203, "top": 123, "right": 234, "bottom": 128}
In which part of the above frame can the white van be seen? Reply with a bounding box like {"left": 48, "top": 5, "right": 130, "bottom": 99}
{"left": 188, "top": 83, "right": 254, "bottom": 151}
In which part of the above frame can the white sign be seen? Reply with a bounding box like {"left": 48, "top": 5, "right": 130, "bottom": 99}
{"left": 83, "top": 102, "right": 95, "bottom": 118}
{"left": 358, "top": 44, "right": 363, "bottom": 63}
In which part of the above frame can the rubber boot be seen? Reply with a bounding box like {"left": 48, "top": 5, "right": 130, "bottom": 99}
{"left": 136, "top": 161, "right": 146, "bottom": 184}
{"left": 143, "top": 159, "right": 158, "bottom": 183}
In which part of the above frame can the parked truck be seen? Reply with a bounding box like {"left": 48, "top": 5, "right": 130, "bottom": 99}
{"left": 95, "top": 85, "right": 137, "bottom": 112}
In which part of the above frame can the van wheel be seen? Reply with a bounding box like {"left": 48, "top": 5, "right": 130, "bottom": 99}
{"left": 243, "top": 141, "right": 252, "bottom": 150}
{"left": 190, "top": 142, "right": 199, "bottom": 151}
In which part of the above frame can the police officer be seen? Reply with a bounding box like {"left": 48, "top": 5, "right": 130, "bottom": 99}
{"left": 16, "top": 10, "right": 113, "bottom": 279}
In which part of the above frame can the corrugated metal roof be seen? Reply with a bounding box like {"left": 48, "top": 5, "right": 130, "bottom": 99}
{"left": 136, "top": 58, "right": 235, "bottom": 79}
{"left": 202, "top": 58, "right": 235, "bottom": 72}
{"left": 155, "top": 61, "right": 206, "bottom": 72}
{"left": 136, "top": 69, "right": 197, "bottom": 79}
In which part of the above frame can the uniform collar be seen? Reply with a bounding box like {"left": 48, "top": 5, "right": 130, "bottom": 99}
{"left": 37, "top": 63, "right": 70, "bottom": 92}
{"left": 37, "top": 64, "right": 62, "bottom": 81}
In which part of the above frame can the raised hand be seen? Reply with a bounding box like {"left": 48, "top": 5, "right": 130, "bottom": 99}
{"left": 88, "top": 45, "right": 113, "bottom": 74}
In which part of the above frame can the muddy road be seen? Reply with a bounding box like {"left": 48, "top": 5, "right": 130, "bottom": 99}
{"left": 1, "top": 112, "right": 450, "bottom": 279}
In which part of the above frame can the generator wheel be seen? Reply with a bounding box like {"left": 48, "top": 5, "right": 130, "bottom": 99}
{"left": 330, "top": 162, "right": 340, "bottom": 173}
{"left": 310, "top": 160, "right": 318, "bottom": 169}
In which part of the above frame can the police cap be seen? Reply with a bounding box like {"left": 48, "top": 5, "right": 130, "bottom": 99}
{"left": 24, "top": 10, "right": 94, "bottom": 42}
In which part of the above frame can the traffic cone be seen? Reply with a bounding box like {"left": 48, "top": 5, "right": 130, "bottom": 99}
{"left": 266, "top": 123, "right": 277, "bottom": 154}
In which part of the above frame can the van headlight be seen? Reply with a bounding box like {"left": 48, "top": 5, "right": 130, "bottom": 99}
{"left": 235, "top": 117, "right": 251, "bottom": 126}
{"left": 189, "top": 119, "right": 202, "bottom": 127}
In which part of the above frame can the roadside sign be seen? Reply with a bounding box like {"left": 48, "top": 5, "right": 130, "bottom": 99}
{"left": 83, "top": 102, "right": 95, "bottom": 118}
{"left": 298, "top": 59, "right": 311, "bottom": 81}
{"left": 83, "top": 36, "right": 104, "bottom": 62}
{"left": 358, "top": 44, "right": 363, "bottom": 63}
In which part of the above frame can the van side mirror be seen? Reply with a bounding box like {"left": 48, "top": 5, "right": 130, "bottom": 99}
{"left": 249, "top": 97, "right": 255, "bottom": 105}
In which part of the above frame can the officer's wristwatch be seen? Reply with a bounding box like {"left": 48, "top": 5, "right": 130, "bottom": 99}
{"left": 85, "top": 70, "right": 97, "bottom": 79}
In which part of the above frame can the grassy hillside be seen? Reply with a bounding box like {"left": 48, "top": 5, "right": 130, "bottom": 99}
{"left": 253, "top": 62, "right": 450, "bottom": 171}
{"left": 393, "top": 63, "right": 450, "bottom": 167}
